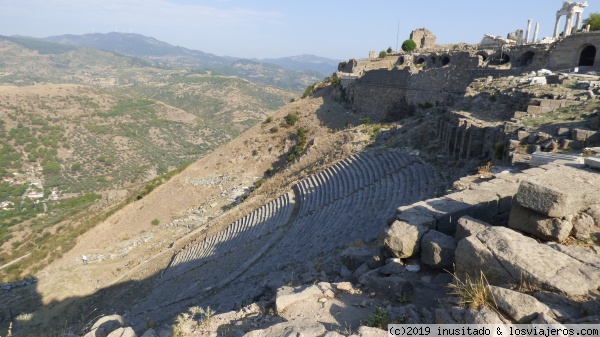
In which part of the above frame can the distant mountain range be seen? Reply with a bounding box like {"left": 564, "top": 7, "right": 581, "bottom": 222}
{"left": 257, "top": 55, "right": 340, "bottom": 76}
{"left": 32, "top": 33, "right": 340, "bottom": 91}
{"left": 41, "top": 32, "right": 340, "bottom": 77}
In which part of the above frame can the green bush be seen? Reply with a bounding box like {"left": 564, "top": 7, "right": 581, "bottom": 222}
{"left": 401, "top": 39, "right": 417, "bottom": 52}
{"left": 269, "top": 126, "right": 279, "bottom": 133}
{"left": 302, "top": 84, "right": 315, "bottom": 98}
{"left": 285, "top": 113, "right": 298, "bottom": 126}
{"left": 364, "top": 307, "right": 390, "bottom": 329}
{"left": 264, "top": 116, "right": 273, "bottom": 123}
{"left": 378, "top": 50, "right": 387, "bottom": 58}
{"left": 387, "top": 47, "right": 393, "bottom": 54}
{"left": 151, "top": 219, "right": 160, "bottom": 226}
{"left": 583, "top": 13, "right": 600, "bottom": 31}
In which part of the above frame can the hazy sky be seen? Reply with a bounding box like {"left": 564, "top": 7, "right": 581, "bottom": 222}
{"left": 0, "top": 0, "right": 599, "bottom": 60}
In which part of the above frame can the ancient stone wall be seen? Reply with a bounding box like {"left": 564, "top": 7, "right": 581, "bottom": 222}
{"left": 406, "top": 52, "right": 481, "bottom": 107}
{"left": 548, "top": 31, "right": 600, "bottom": 70}
{"left": 351, "top": 68, "right": 412, "bottom": 121}
{"left": 338, "top": 59, "right": 358, "bottom": 73}
{"left": 410, "top": 28, "right": 437, "bottom": 49}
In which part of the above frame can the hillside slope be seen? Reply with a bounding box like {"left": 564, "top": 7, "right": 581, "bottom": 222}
{"left": 4, "top": 85, "right": 403, "bottom": 331}
{"left": 0, "top": 38, "right": 295, "bottom": 281}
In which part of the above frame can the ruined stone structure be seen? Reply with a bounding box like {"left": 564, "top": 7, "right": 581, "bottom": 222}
{"left": 338, "top": 30, "right": 600, "bottom": 121}
{"left": 410, "top": 28, "right": 436, "bottom": 49}
{"left": 548, "top": 30, "right": 600, "bottom": 69}
{"left": 554, "top": 1, "right": 588, "bottom": 38}
{"left": 436, "top": 112, "right": 503, "bottom": 162}
{"left": 507, "top": 29, "right": 525, "bottom": 45}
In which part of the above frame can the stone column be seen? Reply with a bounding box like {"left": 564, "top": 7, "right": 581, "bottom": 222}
{"left": 564, "top": 12, "right": 573, "bottom": 36}
{"left": 533, "top": 22, "right": 539, "bottom": 43}
{"left": 554, "top": 15, "right": 562, "bottom": 38}
{"left": 575, "top": 12, "right": 582, "bottom": 31}
{"left": 525, "top": 19, "right": 532, "bottom": 44}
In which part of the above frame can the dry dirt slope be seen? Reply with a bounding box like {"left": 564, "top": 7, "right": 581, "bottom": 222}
{"left": 6, "top": 86, "right": 375, "bottom": 332}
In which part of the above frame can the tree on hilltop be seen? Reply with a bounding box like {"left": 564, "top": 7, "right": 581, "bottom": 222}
{"left": 379, "top": 50, "right": 387, "bottom": 58}
{"left": 401, "top": 39, "right": 417, "bottom": 52}
{"left": 583, "top": 13, "right": 600, "bottom": 31}
{"left": 386, "top": 47, "right": 393, "bottom": 54}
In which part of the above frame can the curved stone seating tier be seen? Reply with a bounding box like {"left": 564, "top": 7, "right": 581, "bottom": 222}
{"left": 134, "top": 150, "right": 438, "bottom": 326}
{"left": 165, "top": 191, "right": 295, "bottom": 277}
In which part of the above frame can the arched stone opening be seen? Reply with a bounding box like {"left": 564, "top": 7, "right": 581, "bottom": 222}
{"left": 416, "top": 57, "right": 426, "bottom": 65}
{"left": 429, "top": 56, "right": 436, "bottom": 64}
{"left": 396, "top": 56, "right": 405, "bottom": 65}
{"left": 440, "top": 55, "right": 450, "bottom": 66}
{"left": 517, "top": 51, "right": 535, "bottom": 67}
{"left": 579, "top": 45, "right": 596, "bottom": 66}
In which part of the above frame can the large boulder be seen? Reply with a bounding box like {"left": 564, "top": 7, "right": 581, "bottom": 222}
{"left": 515, "top": 167, "right": 600, "bottom": 217}
{"left": 86, "top": 315, "right": 127, "bottom": 337}
{"left": 489, "top": 286, "right": 552, "bottom": 323}
{"left": 546, "top": 243, "right": 600, "bottom": 269}
{"left": 455, "top": 227, "right": 600, "bottom": 296}
{"left": 275, "top": 285, "right": 322, "bottom": 313}
{"left": 508, "top": 203, "right": 572, "bottom": 242}
{"left": 383, "top": 221, "right": 429, "bottom": 258}
{"left": 420, "top": 230, "right": 456, "bottom": 269}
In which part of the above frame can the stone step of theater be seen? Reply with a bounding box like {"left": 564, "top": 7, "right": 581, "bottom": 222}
{"left": 128, "top": 149, "right": 438, "bottom": 327}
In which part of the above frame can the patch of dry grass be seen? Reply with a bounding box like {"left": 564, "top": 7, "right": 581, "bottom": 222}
{"left": 448, "top": 270, "right": 497, "bottom": 311}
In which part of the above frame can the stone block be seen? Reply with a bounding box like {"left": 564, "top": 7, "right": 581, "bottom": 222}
{"left": 527, "top": 105, "right": 552, "bottom": 114}
{"left": 556, "top": 127, "right": 570, "bottom": 137}
{"left": 585, "top": 155, "right": 600, "bottom": 170}
{"left": 383, "top": 221, "right": 429, "bottom": 258}
{"left": 447, "top": 189, "right": 499, "bottom": 224}
{"left": 572, "top": 128, "right": 600, "bottom": 142}
{"left": 421, "top": 230, "right": 457, "bottom": 269}
{"left": 489, "top": 286, "right": 552, "bottom": 323}
{"left": 529, "top": 152, "right": 583, "bottom": 167}
{"left": 514, "top": 111, "right": 527, "bottom": 119}
{"left": 455, "top": 226, "right": 600, "bottom": 296}
{"left": 515, "top": 168, "right": 600, "bottom": 217}
{"left": 508, "top": 203, "right": 572, "bottom": 242}
{"left": 396, "top": 211, "right": 436, "bottom": 229}
{"left": 455, "top": 216, "right": 491, "bottom": 241}
{"left": 560, "top": 138, "right": 581, "bottom": 150}
{"left": 517, "top": 130, "right": 530, "bottom": 141}
{"left": 504, "top": 122, "right": 523, "bottom": 134}
{"left": 508, "top": 139, "right": 520, "bottom": 150}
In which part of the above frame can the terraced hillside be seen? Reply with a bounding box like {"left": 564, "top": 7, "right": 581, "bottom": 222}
{"left": 128, "top": 150, "right": 437, "bottom": 325}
